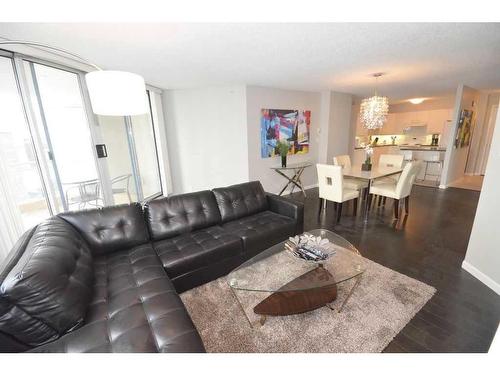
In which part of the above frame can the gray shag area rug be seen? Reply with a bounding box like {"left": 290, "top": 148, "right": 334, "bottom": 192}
{"left": 180, "top": 257, "right": 435, "bottom": 353}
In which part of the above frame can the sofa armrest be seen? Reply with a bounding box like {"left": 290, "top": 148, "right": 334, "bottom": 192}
{"left": 266, "top": 193, "right": 304, "bottom": 234}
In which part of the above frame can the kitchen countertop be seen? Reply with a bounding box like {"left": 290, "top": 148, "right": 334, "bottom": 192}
{"left": 354, "top": 144, "right": 446, "bottom": 151}
{"left": 354, "top": 144, "right": 399, "bottom": 150}
{"left": 399, "top": 146, "right": 446, "bottom": 151}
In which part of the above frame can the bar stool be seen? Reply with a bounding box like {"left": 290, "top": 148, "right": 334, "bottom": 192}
{"left": 422, "top": 159, "right": 443, "bottom": 186}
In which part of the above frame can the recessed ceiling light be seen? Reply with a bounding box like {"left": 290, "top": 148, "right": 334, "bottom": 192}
{"left": 409, "top": 98, "right": 425, "bottom": 104}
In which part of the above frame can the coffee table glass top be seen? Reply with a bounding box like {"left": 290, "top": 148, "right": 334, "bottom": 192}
{"left": 228, "top": 229, "right": 366, "bottom": 293}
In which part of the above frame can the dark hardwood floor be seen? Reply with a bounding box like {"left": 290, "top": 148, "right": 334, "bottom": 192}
{"left": 285, "top": 185, "right": 500, "bottom": 353}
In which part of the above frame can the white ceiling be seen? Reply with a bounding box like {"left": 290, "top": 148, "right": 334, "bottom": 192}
{"left": 1, "top": 23, "right": 499, "bottom": 101}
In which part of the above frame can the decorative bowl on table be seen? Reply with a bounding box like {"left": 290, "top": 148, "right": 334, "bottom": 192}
{"left": 284, "top": 233, "right": 336, "bottom": 263}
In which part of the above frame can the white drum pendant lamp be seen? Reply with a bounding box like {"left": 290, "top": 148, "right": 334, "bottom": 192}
{"left": 85, "top": 70, "right": 148, "bottom": 116}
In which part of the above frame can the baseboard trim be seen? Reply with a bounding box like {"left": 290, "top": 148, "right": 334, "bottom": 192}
{"left": 462, "top": 261, "right": 500, "bottom": 295}
{"left": 303, "top": 183, "right": 318, "bottom": 190}
{"left": 270, "top": 183, "right": 318, "bottom": 196}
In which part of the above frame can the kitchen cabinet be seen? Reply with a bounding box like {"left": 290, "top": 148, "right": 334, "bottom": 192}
{"left": 354, "top": 108, "right": 454, "bottom": 137}
{"left": 379, "top": 113, "right": 397, "bottom": 135}
{"left": 427, "top": 109, "right": 453, "bottom": 134}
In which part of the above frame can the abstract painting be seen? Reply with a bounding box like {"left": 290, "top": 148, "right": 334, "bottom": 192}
{"left": 260, "top": 109, "right": 311, "bottom": 158}
{"left": 454, "top": 109, "right": 473, "bottom": 148}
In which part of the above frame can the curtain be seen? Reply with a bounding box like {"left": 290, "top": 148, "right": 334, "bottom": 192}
{"left": 0, "top": 154, "right": 24, "bottom": 262}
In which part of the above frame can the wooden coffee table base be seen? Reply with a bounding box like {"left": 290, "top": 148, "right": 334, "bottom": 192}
{"left": 253, "top": 266, "right": 338, "bottom": 317}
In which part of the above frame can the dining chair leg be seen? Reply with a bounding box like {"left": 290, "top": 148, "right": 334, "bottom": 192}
{"left": 336, "top": 202, "right": 343, "bottom": 223}
{"left": 382, "top": 196, "right": 387, "bottom": 206}
{"left": 377, "top": 195, "right": 382, "bottom": 207}
{"left": 318, "top": 197, "right": 323, "bottom": 217}
{"left": 393, "top": 199, "right": 400, "bottom": 219}
{"left": 367, "top": 194, "right": 373, "bottom": 211}
{"left": 353, "top": 198, "right": 358, "bottom": 216}
{"left": 405, "top": 196, "right": 409, "bottom": 214}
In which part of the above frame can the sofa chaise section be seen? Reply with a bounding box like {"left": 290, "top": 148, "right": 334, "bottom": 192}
{"left": 0, "top": 204, "right": 205, "bottom": 353}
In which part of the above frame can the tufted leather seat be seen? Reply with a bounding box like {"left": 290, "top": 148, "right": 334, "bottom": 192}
{"left": 221, "top": 211, "right": 296, "bottom": 257}
{"left": 154, "top": 226, "right": 242, "bottom": 279}
{"left": 145, "top": 191, "right": 245, "bottom": 292}
{"left": 30, "top": 244, "right": 204, "bottom": 353}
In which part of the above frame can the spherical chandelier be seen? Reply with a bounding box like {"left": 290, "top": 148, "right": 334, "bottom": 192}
{"left": 360, "top": 73, "right": 389, "bottom": 130}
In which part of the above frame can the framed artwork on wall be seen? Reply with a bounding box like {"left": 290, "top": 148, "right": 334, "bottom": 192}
{"left": 454, "top": 109, "right": 473, "bottom": 148}
{"left": 260, "top": 108, "right": 311, "bottom": 158}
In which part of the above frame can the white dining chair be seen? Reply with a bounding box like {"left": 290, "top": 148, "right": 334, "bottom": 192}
{"left": 368, "top": 161, "right": 423, "bottom": 219}
{"left": 317, "top": 164, "right": 359, "bottom": 223}
{"left": 333, "top": 154, "right": 369, "bottom": 193}
{"left": 373, "top": 154, "right": 405, "bottom": 184}
{"left": 371, "top": 153, "right": 405, "bottom": 207}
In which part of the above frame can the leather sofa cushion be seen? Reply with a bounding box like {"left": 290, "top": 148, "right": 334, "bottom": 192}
{"left": 153, "top": 226, "right": 243, "bottom": 279}
{"left": 0, "top": 217, "right": 93, "bottom": 347}
{"left": 212, "top": 181, "right": 269, "bottom": 223}
{"left": 59, "top": 203, "right": 150, "bottom": 255}
{"left": 221, "top": 211, "right": 296, "bottom": 256}
{"left": 30, "top": 244, "right": 204, "bottom": 353}
{"left": 144, "top": 191, "right": 222, "bottom": 241}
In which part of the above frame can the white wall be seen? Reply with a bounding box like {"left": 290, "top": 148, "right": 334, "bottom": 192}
{"left": 163, "top": 85, "right": 249, "bottom": 194}
{"left": 441, "top": 85, "right": 480, "bottom": 187}
{"left": 245, "top": 86, "right": 322, "bottom": 194}
{"left": 462, "top": 102, "right": 500, "bottom": 295}
{"left": 319, "top": 91, "right": 354, "bottom": 164}
{"left": 326, "top": 92, "right": 353, "bottom": 164}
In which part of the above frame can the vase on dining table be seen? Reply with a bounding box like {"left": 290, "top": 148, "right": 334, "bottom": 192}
{"left": 281, "top": 154, "right": 287, "bottom": 168}
{"left": 362, "top": 145, "right": 373, "bottom": 171}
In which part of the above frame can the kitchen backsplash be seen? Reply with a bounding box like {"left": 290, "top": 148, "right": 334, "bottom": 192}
{"left": 356, "top": 134, "right": 438, "bottom": 147}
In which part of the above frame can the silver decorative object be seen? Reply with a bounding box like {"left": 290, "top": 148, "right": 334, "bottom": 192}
{"left": 285, "top": 233, "right": 335, "bottom": 263}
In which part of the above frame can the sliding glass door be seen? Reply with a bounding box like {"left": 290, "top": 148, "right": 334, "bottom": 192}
{"left": 0, "top": 55, "right": 51, "bottom": 258}
{"left": 24, "top": 61, "right": 101, "bottom": 212}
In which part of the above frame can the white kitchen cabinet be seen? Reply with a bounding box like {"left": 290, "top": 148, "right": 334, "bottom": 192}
{"left": 379, "top": 113, "right": 397, "bottom": 134}
{"left": 413, "top": 110, "right": 429, "bottom": 124}
{"left": 355, "top": 108, "right": 454, "bottom": 138}
{"left": 427, "top": 109, "right": 453, "bottom": 134}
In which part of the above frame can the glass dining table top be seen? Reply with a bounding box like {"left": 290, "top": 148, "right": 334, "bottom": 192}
{"left": 228, "top": 229, "right": 366, "bottom": 293}
{"left": 342, "top": 165, "right": 403, "bottom": 180}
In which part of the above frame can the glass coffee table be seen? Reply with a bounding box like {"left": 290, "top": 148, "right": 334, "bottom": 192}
{"left": 228, "top": 229, "right": 366, "bottom": 326}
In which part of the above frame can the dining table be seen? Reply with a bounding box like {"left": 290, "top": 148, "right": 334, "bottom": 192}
{"left": 342, "top": 165, "right": 403, "bottom": 222}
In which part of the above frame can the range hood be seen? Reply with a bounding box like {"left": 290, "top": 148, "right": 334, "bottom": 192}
{"left": 403, "top": 123, "right": 428, "bottom": 135}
